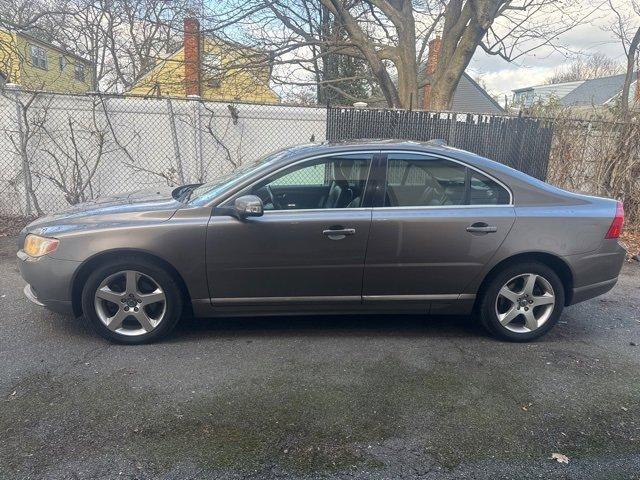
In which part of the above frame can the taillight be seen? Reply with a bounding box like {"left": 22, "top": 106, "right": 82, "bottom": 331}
{"left": 605, "top": 201, "right": 624, "bottom": 239}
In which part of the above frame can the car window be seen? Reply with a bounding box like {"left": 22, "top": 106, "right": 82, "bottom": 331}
{"left": 245, "top": 155, "right": 373, "bottom": 210}
{"left": 385, "top": 155, "right": 467, "bottom": 207}
{"left": 470, "top": 171, "right": 510, "bottom": 205}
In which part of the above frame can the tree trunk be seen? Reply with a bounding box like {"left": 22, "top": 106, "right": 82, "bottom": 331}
{"left": 426, "top": 0, "right": 500, "bottom": 111}
{"left": 395, "top": 2, "right": 419, "bottom": 108}
{"left": 620, "top": 26, "right": 640, "bottom": 118}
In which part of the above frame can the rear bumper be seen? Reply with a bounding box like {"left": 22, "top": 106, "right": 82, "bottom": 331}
{"left": 17, "top": 250, "right": 79, "bottom": 316}
{"left": 566, "top": 240, "right": 626, "bottom": 305}
{"left": 570, "top": 277, "right": 619, "bottom": 305}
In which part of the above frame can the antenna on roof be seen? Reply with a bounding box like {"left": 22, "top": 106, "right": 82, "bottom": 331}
{"left": 427, "top": 139, "right": 447, "bottom": 146}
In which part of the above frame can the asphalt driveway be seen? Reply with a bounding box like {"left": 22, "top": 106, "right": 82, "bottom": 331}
{"left": 1, "top": 237, "right": 639, "bottom": 479}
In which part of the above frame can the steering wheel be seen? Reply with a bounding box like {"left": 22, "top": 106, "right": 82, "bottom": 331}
{"left": 255, "top": 184, "right": 283, "bottom": 210}
{"left": 265, "top": 185, "right": 283, "bottom": 209}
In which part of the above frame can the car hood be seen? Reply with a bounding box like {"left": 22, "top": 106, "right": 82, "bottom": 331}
{"left": 23, "top": 186, "right": 183, "bottom": 236}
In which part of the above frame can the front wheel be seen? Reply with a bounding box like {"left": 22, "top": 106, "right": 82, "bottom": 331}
{"left": 478, "top": 262, "right": 565, "bottom": 342}
{"left": 81, "top": 257, "right": 183, "bottom": 344}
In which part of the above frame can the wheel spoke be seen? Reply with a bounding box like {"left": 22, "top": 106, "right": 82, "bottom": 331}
{"left": 105, "top": 309, "right": 128, "bottom": 332}
{"left": 125, "top": 271, "right": 138, "bottom": 295}
{"left": 532, "top": 294, "right": 555, "bottom": 307}
{"left": 134, "top": 310, "right": 155, "bottom": 332}
{"left": 95, "top": 287, "right": 123, "bottom": 305}
{"left": 498, "top": 307, "right": 520, "bottom": 326}
{"left": 522, "top": 274, "right": 538, "bottom": 296}
{"left": 524, "top": 310, "right": 538, "bottom": 331}
{"left": 139, "top": 289, "right": 164, "bottom": 306}
{"left": 499, "top": 286, "right": 519, "bottom": 303}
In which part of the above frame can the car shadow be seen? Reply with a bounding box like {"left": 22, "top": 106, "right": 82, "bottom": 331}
{"left": 168, "top": 313, "right": 486, "bottom": 342}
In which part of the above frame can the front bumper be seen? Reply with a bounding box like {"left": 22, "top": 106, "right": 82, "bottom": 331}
{"left": 17, "top": 250, "right": 80, "bottom": 315}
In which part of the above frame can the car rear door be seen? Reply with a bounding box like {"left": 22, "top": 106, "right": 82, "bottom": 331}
{"left": 205, "top": 152, "right": 378, "bottom": 308}
{"left": 362, "top": 151, "right": 515, "bottom": 309}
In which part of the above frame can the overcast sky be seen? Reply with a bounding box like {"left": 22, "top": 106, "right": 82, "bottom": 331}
{"left": 466, "top": 1, "right": 632, "bottom": 102}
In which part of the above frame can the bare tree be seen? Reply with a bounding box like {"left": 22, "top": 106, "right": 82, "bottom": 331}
{"left": 546, "top": 53, "right": 624, "bottom": 85}
{"left": 606, "top": 0, "right": 640, "bottom": 118}
{"left": 34, "top": 97, "right": 115, "bottom": 204}
{"left": 209, "top": 0, "right": 593, "bottom": 109}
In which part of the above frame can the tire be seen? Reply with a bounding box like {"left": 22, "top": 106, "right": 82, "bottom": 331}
{"left": 478, "top": 261, "right": 565, "bottom": 342}
{"left": 81, "top": 256, "right": 183, "bottom": 344}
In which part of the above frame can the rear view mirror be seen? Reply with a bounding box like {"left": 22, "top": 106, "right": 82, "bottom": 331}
{"left": 234, "top": 195, "right": 264, "bottom": 219}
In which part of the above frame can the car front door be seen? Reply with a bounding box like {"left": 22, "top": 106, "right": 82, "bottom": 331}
{"left": 362, "top": 152, "right": 516, "bottom": 309}
{"left": 205, "top": 152, "right": 376, "bottom": 308}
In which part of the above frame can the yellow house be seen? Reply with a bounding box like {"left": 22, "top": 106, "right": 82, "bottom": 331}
{"left": 129, "top": 18, "right": 279, "bottom": 103}
{"left": 0, "top": 26, "right": 94, "bottom": 93}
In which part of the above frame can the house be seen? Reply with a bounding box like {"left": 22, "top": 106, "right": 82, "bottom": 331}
{"left": 0, "top": 24, "right": 93, "bottom": 93}
{"left": 129, "top": 18, "right": 279, "bottom": 103}
{"left": 419, "top": 36, "right": 504, "bottom": 114}
{"left": 512, "top": 72, "right": 640, "bottom": 109}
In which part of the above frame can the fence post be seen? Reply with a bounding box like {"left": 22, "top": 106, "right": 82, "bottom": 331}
{"left": 188, "top": 95, "right": 204, "bottom": 182}
{"left": 166, "top": 98, "right": 185, "bottom": 184}
{"left": 6, "top": 83, "right": 31, "bottom": 216}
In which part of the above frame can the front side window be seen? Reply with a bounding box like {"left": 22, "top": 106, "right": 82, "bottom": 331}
{"left": 30, "top": 45, "right": 48, "bottom": 70}
{"left": 245, "top": 155, "right": 372, "bottom": 211}
{"left": 384, "top": 153, "right": 510, "bottom": 207}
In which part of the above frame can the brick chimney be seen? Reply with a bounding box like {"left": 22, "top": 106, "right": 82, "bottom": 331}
{"left": 184, "top": 16, "right": 201, "bottom": 96}
{"left": 422, "top": 35, "right": 442, "bottom": 110}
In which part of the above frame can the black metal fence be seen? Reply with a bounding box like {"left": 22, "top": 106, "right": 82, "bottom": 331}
{"left": 326, "top": 107, "right": 554, "bottom": 180}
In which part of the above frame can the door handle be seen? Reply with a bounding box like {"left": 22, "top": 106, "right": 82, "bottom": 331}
{"left": 466, "top": 223, "right": 497, "bottom": 233}
{"left": 322, "top": 227, "right": 356, "bottom": 239}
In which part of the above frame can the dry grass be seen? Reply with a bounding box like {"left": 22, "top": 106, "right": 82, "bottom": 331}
{"left": 621, "top": 228, "right": 640, "bottom": 260}
{"left": 0, "top": 215, "right": 33, "bottom": 238}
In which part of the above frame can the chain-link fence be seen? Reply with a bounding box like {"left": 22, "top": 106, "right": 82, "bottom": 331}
{"left": 0, "top": 87, "right": 326, "bottom": 215}
{"left": 1, "top": 87, "right": 638, "bottom": 223}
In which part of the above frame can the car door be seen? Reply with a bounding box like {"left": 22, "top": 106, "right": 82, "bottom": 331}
{"left": 362, "top": 151, "right": 515, "bottom": 307}
{"left": 205, "top": 152, "right": 376, "bottom": 307}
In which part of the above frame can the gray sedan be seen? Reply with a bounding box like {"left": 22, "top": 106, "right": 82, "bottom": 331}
{"left": 17, "top": 140, "right": 626, "bottom": 343}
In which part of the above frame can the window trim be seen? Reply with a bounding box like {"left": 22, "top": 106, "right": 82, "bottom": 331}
{"left": 377, "top": 150, "right": 513, "bottom": 209}
{"left": 73, "top": 63, "right": 86, "bottom": 82}
{"left": 214, "top": 150, "right": 379, "bottom": 212}
{"left": 29, "top": 44, "right": 48, "bottom": 70}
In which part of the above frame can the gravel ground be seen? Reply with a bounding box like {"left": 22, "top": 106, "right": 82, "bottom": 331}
{"left": 1, "top": 236, "right": 639, "bottom": 479}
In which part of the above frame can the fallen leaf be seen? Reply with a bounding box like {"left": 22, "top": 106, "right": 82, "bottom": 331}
{"left": 551, "top": 452, "right": 570, "bottom": 464}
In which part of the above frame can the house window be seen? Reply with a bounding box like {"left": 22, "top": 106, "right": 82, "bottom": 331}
{"left": 74, "top": 63, "right": 86, "bottom": 82}
{"left": 59, "top": 56, "right": 66, "bottom": 72}
{"left": 30, "top": 45, "right": 48, "bottom": 70}
{"left": 203, "top": 52, "right": 223, "bottom": 88}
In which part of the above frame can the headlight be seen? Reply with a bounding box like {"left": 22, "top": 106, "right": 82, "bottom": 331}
{"left": 23, "top": 234, "right": 59, "bottom": 258}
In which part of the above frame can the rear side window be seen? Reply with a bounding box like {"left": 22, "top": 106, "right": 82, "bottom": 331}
{"left": 383, "top": 153, "right": 510, "bottom": 207}
{"left": 385, "top": 155, "right": 467, "bottom": 207}
{"left": 469, "top": 171, "right": 510, "bottom": 205}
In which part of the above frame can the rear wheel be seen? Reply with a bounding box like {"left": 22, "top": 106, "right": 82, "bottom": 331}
{"left": 81, "top": 257, "right": 183, "bottom": 344}
{"left": 478, "top": 262, "right": 565, "bottom": 342}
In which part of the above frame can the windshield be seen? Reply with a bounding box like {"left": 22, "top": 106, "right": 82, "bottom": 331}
{"left": 186, "top": 148, "right": 293, "bottom": 206}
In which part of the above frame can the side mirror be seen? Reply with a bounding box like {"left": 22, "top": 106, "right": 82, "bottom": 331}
{"left": 234, "top": 195, "right": 264, "bottom": 219}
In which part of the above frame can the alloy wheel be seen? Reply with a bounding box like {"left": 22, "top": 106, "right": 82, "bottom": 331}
{"left": 94, "top": 270, "right": 167, "bottom": 336}
{"left": 494, "top": 273, "right": 556, "bottom": 333}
